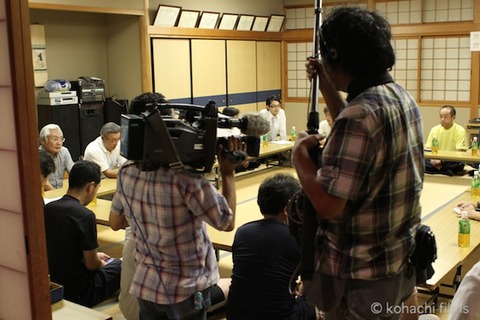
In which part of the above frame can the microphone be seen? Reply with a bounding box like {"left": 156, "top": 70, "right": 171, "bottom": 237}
{"left": 217, "top": 113, "right": 270, "bottom": 136}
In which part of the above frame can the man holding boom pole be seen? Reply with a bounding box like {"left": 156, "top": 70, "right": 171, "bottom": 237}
{"left": 295, "top": 6, "right": 424, "bottom": 319}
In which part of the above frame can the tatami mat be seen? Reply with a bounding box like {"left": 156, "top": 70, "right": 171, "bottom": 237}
{"left": 96, "top": 167, "right": 471, "bottom": 320}
{"left": 422, "top": 174, "right": 471, "bottom": 218}
{"left": 97, "top": 225, "right": 124, "bottom": 258}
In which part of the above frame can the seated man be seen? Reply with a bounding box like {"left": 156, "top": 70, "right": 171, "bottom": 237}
{"left": 44, "top": 161, "right": 121, "bottom": 307}
{"left": 83, "top": 122, "right": 127, "bottom": 178}
{"left": 260, "top": 95, "right": 287, "bottom": 141}
{"left": 425, "top": 105, "right": 467, "bottom": 176}
{"left": 319, "top": 106, "right": 333, "bottom": 146}
{"left": 226, "top": 173, "right": 317, "bottom": 320}
{"left": 39, "top": 124, "right": 75, "bottom": 189}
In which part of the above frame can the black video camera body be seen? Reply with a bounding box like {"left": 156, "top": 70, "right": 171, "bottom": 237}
{"left": 120, "top": 102, "right": 260, "bottom": 172}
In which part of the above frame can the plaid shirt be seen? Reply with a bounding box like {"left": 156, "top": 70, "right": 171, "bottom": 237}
{"left": 318, "top": 80, "right": 424, "bottom": 279}
{"left": 111, "top": 165, "right": 233, "bottom": 304}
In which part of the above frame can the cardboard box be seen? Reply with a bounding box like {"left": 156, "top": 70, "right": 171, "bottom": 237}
{"left": 50, "top": 282, "right": 64, "bottom": 304}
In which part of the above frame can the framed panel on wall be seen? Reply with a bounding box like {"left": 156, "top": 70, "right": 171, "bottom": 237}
{"left": 198, "top": 11, "right": 220, "bottom": 29}
{"left": 218, "top": 13, "right": 239, "bottom": 30}
{"left": 177, "top": 10, "right": 200, "bottom": 28}
{"left": 236, "top": 15, "right": 255, "bottom": 31}
{"left": 252, "top": 16, "right": 269, "bottom": 32}
{"left": 266, "top": 15, "right": 285, "bottom": 32}
{"left": 153, "top": 5, "right": 181, "bottom": 27}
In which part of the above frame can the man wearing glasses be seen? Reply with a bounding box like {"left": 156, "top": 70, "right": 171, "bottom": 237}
{"left": 84, "top": 122, "right": 126, "bottom": 178}
{"left": 39, "top": 123, "right": 75, "bottom": 190}
{"left": 260, "top": 95, "right": 287, "bottom": 141}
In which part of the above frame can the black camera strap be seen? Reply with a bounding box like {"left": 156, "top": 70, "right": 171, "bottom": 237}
{"left": 146, "top": 111, "right": 185, "bottom": 171}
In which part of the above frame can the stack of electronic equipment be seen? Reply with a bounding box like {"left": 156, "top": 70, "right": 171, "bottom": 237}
{"left": 70, "top": 77, "right": 106, "bottom": 156}
{"left": 36, "top": 77, "right": 107, "bottom": 161}
{"left": 37, "top": 79, "right": 82, "bottom": 161}
{"left": 70, "top": 76, "right": 105, "bottom": 104}
{"left": 37, "top": 83, "right": 78, "bottom": 106}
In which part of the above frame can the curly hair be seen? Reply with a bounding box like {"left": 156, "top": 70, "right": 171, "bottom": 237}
{"left": 257, "top": 173, "right": 301, "bottom": 216}
{"left": 129, "top": 92, "right": 168, "bottom": 115}
{"left": 319, "top": 6, "right": 395, "bottom": 76}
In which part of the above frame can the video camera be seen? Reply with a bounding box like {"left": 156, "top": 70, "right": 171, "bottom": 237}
{"left": 120, "top": 101, "right": 267, "bottom": 172}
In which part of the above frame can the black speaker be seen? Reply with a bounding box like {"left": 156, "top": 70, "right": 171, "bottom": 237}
{"left": 79, "top": 102, "right": 104, "bottom": 155}
{"left": 37, "top": 104, "right": 81, "bottom": 161}
{"left": 104, "top": 98, "right": 128, "bottom": 125}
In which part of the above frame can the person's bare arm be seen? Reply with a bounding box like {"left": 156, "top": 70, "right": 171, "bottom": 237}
{"left": 109, "top": 211, "right": 129, "bottom": 230}
{"left": 44, "top": 180, "right": 54, "bottom": 191}
{"left": 217, "top": 136, "right": 246, "bottom": 231}
{"left": 83, "top": 249, "right": 105, "bottom": 270}
{"left": 103, "top": 168, "right": 119, "bottom": 178}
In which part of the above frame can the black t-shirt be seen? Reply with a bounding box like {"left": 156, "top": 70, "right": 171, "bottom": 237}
{"left": 227, "top": 219, "right": 301, "bottom": 320}
{"left": 44, "top": 195, "right": 98, "bottom": 299}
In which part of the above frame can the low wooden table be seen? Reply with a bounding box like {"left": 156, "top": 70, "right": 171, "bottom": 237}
{"left": 87, "top": 199, "right": 113, "bottom": 226}
{"left": 52, "top": 299, "right": 112, "bottom": 320}
{"left": 44, "top": 178, "right": 117, "bottom": 199}
{"left": 420, "top": 190, "right": 480, "bottom": 304}
{"left": 258, "top": 141, "right": 294, "bottom": 159}
{"left": 211, "top": 140, "right": 294, "bottom": 188}
{"left": 424, "top": 150, "right": 480, "bottom": 163}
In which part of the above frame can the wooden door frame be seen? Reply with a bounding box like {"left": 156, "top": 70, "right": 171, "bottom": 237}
{"left": 7, "top": 0, "right": 51, "bottom": 318}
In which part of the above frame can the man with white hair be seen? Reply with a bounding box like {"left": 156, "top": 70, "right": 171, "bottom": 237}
{"left": 39, "top": 123, "right": 75, "bottom": 190}
{"left": 83, "top": 122, "right": 127, "bottom": 178}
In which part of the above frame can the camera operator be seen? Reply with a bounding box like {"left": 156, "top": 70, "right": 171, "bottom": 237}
{"left": 109, "top": 92, "right": 245, "bottom": 320}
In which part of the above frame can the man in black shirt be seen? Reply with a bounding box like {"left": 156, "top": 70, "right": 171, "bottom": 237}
{"left": 226, "top": 174, "right": 316, "bottom": 320}
{"left": 44, "top": 161, "right": 121, "bottom": 307}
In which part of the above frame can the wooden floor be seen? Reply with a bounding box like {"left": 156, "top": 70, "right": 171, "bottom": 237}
{"left": 95, "top": 167, "right": 472, "bottom": 320}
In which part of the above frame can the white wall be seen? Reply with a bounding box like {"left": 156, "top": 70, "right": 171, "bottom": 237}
{"left": 29, "top": 10, "right": 110, "bottom": 91}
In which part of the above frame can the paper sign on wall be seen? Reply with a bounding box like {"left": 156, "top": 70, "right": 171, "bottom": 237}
{"left": 31, "top": 24, "right": 48, "bottom": 87}
{"left": 471, "top": 31, "right": 480, "bottom": 52}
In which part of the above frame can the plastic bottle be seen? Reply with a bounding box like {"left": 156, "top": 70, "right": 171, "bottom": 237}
{"left": 262, "top": 134, "right": 269, "bottom": 148}
{"left": 431, "top": 135, "right": 439, "bottom": 154}
{"left": 472, "top": 171, "right": 480, "bottom": 198}
{"left": 291, "top": 126, "right": 297, "bottom": 142}
{"left": 458, "top": 210, "right": 470, "bottom": 248}
{"left": 472, "top": 136, "right": 479, "bottom": 156}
